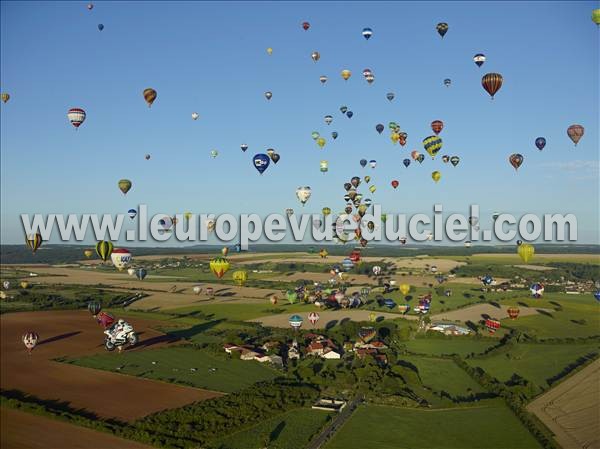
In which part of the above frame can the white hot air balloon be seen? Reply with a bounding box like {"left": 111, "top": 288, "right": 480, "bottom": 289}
{"left": 296, "top": 186, "right": 312, "bottom": 206}
{"left": 127, "top": 268, "right": 135, "bottom": 276}
{"left": 191, "top": 112, "right": 199, "bottom": 120}
{"left": 193, "top": 285, "right": 202, "bottom": 295}
{"left": 111, "top": 248, "right": 132, "bottom": 271}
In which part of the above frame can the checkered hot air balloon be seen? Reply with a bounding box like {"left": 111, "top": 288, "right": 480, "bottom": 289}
{"left": 67, "top": 108, "right": 86, "bottom": 129}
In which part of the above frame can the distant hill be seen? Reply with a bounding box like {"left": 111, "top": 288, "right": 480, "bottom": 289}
{"left": 1, "top": 243, "right": 599, "bottom": 265}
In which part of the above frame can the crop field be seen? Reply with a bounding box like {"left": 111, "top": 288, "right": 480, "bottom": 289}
{"left": 66, "top": 346, "right": 281, "bottom": 393}
{"left": 325, "top": 402, "right": 542, "bottom": 449}
{"left": 216, "top": 408, "right": 332, "bottom": 449}
{"left": 403, "top": 338, "right": 497, "bottom": 357}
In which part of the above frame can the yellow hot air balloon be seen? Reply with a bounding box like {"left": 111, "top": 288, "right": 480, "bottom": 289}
{"left": 1, "top": 93, "right": 9, "bottom": 103}
{"left": 84, "top": 250, "right": 93, "bottom": 258}
{"left": 118, "top": 179, "right": 132, "bottom": 195}
{"left": 518, "top": 243, "right": 535, "bottom": 263}
{"left": 391, "top": 133, "right": 400, "bottom": 144}
{"left": 232, "top": 270, "right": 248, "bottom": 286}
{"left": 267, "top": 47, "right": 273, "bottom": 55}
{"left": 20, "top": 281, "right": 29, "bottom": 289}
{"left": 592, "top": 9, "right": 600, "bottom": 25}
{"left": 369, "top": 185, "right": 376, "bottom": 193}
{"left": 399, "top": 283, "right": 411, "bottom": 296}
{"left": 432, "top": 171, "right": 441, "bottom": 183}
{"left": 322, "top": 207, "right": 331, "bottom": 216}
{"left": 341, "top": 69, "right": 352, "bottom": 81}
{"left": 316, "top": 137, "right": 326, "bottom": 148}
{"left": 221, "top": 247, "right": 229, "bottom": 257}
{"left": 319, "top": 249, "right": 328, "bottom": 258}
{"left": 184, "top": 211, "right": 192, "bottom": 221}
{"left": 25, "top": 233, "right": 43, "bottom": 254}
{"left": 210, "top": 257, "right": 230, "bottom": 279}
{"left": 95, "top": 240, "right": 114, "bottom": 261}
{"left": 369, "top": 312, "right": 376, "bottom": 322}
{"left": 143, "top": 88, "right": 157, "bottom": 107}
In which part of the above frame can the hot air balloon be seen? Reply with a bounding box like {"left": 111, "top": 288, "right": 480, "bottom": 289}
{"left": 97, "top": 23, "right": 104, "bottom": 31}
{"left": 346, "top": 111, "right": 353, "bottom": 118}
{"left": 145, "top": 154, "right": 151, "bottom": 160}
{"left": 266, "top": 47, "right": 273, "bottom": 55}
{"left": 296, "top": 186, "right": 311, "bottom": 205}
{"left": 372, "top": 266, "right": 382, "bottom": 276}
{"left": 127, "top": 268, "right": 135, "bottom": 276}
{"left": 84, "top": 250, "right": 93, "bottom": 258}
{"left": 302, "top": 21, "right": 310, "bottom": 31}
{"left": 518, "top": 243, "right": 535, "bottom": 263}
{"left": 423, "top": 136, "right": 443, "bottom": 158}
{"left": 358, "top": 326, "right": 376, "bottom": 343}
{"left": 210, "top": 257, "right": 230, "bottom": 279}
{"left": 417, "top": 154, "right": 425, "bottom": 163}
{"left": 317, "top": 137, "right": 326, "bottom": 148}
{"left": 128, "top": 208, "right": 137, "bottom": 219}
{"left": 87, "top": 3, "right": 94, "bottom": 9}
{"left": 362, "top": 27, "right": 373, "bottom": 39}
{"left": 436, "top": 22, "right": 448, "bottom": 38}
{"left": 286, "top": 290, "right": 298, "bottom": 304}
{"left": 110, "top": 248, "right": 132, "bottom": 271}
{"left": 271, "top": 153, "right": 280, "bottom": 164}
{"left": 444, "top": 78, "right": 451, "bottom": 87}
{"left": 450, "top": 156, "right": 460, "bottom": 167}
{"left": 442, "top": 155, "right": 450, "bottom": 163}
{"left": 221, "top": 247, "right": 229, "bottom": 257}
{"left": 308, "top": 311, "right": 320, "bottom": 326}
{"left": 143, "top": 88, "right": 157, "bottom": 107}
{"left": 592, "top": 9, "right": 600, "bottom": 24}
{"left": 331, "top": 131, "right": 338, "bottom": 139}
{"left": 209, "top": 149, "right": 219, "bottom": 158}
{"left": 320, "top": 160, "right": 329, "bottom": 173}
{"left": 473, "top": 53, "right": 486, "bottom": 67}
{"left": 485, "top": 319, "right": 501, "bottom": 334}
{"left": 206, "top": 286, "right": 214, "bottom": 297}
{"left": 22, "top": 331, "right": 39, "bottom": 354}
{"left": 253, "top": 154, "right": 270, "bottom": 174}
{"left": 324, "top": 115, "right": 333, "bottom": 125}
{"left": 341, "top": 69, "right": 351, "bottom": 81}
{"left": 391, "top": 180, "right": 399, "bottom": 189}
{"left": 25, "top": 233, "right": 42, "bottom": 254}
{"left": 509, "top": 154, "right": 524, "bottom": 171}
{"left": 530, "top": 283, "right": 544, "bottom": 298}
{"left": 535, "top": 137, "right": 546, "bottom": 151}
{"left": 191, "top": 112, "right": 199, "bottom": 121}
{"left": 1, "top": 93, "right": 9, "bottom": 103}
{"left": 264, "top": 91, "right": 272, "bottom": 100}
{"left": 136, "top": 268, "right": 147, "bottom": 280}
{"left": 594, "top": 290, "right": 600, "bottom": 302}
{"left": 398, "top": 304, "right": 409, "bottom": 314}
{"left": 88, "top": 301, "right": 102, "bottom": 316}
{"left": 311, "top": 51, "right": 320, "bottom": 62}
{"left": 399, "top": 283, "right": 410, "bottom": 296}
{"left": 398, "top": 132, "right": 407, "bottom": 146}
{"left": 320, "top": 75, "right": 328, "bottom": 84}
{"left": 432, "top": 171, "right": 441, "bottom": 183}
{"left": 95, "top": 240, "right": 113, "bottom": 261}
{"left": 67, "top": 108, "right": 86, "bottom": 129}
{"left": 482, "top": 73, "right": 503, "bottom": 99}
{"left": 193, "top": 285, "right": 202, "bottom": 295}
{"left": 431, "top": 120, "right": 444, "bottom": 135}
{"left": 233, "top": 270, "right": 248, "bottom": 286}
{"left": 319, "top": 248, "right": 328, "bottom": 258}
{"left": 507, "top": 306, "right": 520, "bottom": 319}
{"left": 403, "top": 159, "right": 411, "bottom": 168}
{"left": 375, "top": 124, "right": 384, "bottom": 134}
{"left": 269, "top": 294, "right": 278, "bottom": 305}
{"left": 386, "top": 92, "right": 395, "bottom": 101}
{"left": 369, "top": 160, "right": 377, "bottom": 169}
{"left": 117, "top": 179, "right": 132, "bottom": 195}
{"left": 567, "top": 125, "right": 584, "bottom": 145}
{"left": 289, "top": 314, "right": 303, "bottom": 330}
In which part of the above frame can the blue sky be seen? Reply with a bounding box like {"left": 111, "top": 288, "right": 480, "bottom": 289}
{"left": 1, "top": 1, "right": 598, "bottom": 245}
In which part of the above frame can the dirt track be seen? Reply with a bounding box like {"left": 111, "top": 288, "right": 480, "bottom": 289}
{"left": 527, "top": 359, "right": 600, "bottom": 449}
{"left": 1, "top": 310, "right": 221, "bottom": 422}
{"left": 1, "top": 407, "right": 156, "bottom": 449}
{"left": 430, "top": 303, "right": 550, "bottom": 323}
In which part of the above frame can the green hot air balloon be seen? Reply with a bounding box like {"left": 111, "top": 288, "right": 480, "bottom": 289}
{"left": 95, "top": 240, "right": 114, "bottom": 261}
{"left": 118, "top": 179, "right": 132, "bottom": 195}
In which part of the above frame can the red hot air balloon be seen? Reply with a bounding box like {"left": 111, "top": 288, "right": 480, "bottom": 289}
{"left": 391, "top": 180, "right": 399, "bottom": 189}
{"left": 431, "top": 120, "right": 444, "bottom": 135}
{"left": 302, "top": 21, "right": 310, "bottom": 31}
{"left": 485, "top": 319, "right": 501, "bottom": 334}
{"left": 67, "top": 108, "right": 86, "bottom": 129}
{"left": 482, "top": 73, "right": 503, "bottom": 99}
{"left": 509, "top": 154, "right": 524, "bottom": 171}
{"left": 308, "top": 312, "right": 320, "bottom": 326}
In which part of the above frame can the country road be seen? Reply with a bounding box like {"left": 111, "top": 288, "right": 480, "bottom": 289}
{"left": 307, "top": 396, "right": 363, "bottom": 449}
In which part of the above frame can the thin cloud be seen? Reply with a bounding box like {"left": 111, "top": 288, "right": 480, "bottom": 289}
{"left": 540, "top": 160, "right": 599, "bottom": 172}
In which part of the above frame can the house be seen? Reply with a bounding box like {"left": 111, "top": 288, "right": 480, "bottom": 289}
{"left": 312, "top": 398, "right": 347, "bottom": 412}
{"left": 240, "top": 349, "right": 260, "bottom": 361}
{"left": 321, "top": 348, "right": 341, "bottom": 359}
{"left": 429, "top": 323, "right": 471, "bottom": 336}
{"left": 261, "top": 341, "right": 280, "bottom": 352}
{"left": 288, "top": 340, "right": 301, "bottom": 360}
{"left": 307, "top": 337, "right": 341, "bottom": 359}
{"left": 354, "top": 341, "right": 388, "bottom": 350}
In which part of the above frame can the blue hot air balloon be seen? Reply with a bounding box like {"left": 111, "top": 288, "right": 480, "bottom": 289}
{"left": 253, "top": 154, "right": 271, "bottom": 174}
{"left": 403, "top": 159, "right": 411, "bottom": 168}
{"left": 535, "top": 137, "right": 546, "bottom": 151}
{"left": 128, "top": 209, "right": 137, "bottom": 220}
{"left": 362, "top": 27, "right": 373, "bottom": 40}
{"left": 360, "top": 159, "right": 368, "bottom": 168}
{"left": 376, "top": 124, "right": 384, "bottom": 134}
{"left": 346, "top": 111, "right": 353, "bottom": 119}
{"left": 136, "top": 268, "right": 147, "bottom": 280}
{"left": 594, "top": 290, "right": 600, "bottom": 302}
{"left": 332, "top": 131, "right": 338, "bottom": 140}
{"left": 98, "top": 23, "right": 104, "bottom": 31}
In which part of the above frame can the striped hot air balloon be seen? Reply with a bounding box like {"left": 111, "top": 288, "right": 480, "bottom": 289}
{"left": 232, "top": 270, "right": 248, "bottom": 286}
{"left": 485, "top": 319, "right": 501, "bottom": 334}
{"left": 209, "top": 257, "right": 230, "bottom": 279}
{"left": 95, "top": 240, "right": 114, "bottom": 261}
{"left": 67, "top": 108, "right": 86, "bottom": 129}
{"left": 25, "top": 233, "right": 43, "bottom": 254}
{"left": 423, "top": 135, "right": 443, "bottom": 158}
{"left": 482, "top": 73, "right": 503, "bottom": 99}
{"left": 308, "top": 312, "right": 320, "bottom": 325}
{"left": 22, "top": 331, "right": 39, "bottom": 354}
{"left": 507, "top": 307, "right": 520, "bottom": 319}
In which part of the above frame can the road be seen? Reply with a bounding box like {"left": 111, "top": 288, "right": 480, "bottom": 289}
{"left": 307, "top": 395, "right": 363, "bottom": 449}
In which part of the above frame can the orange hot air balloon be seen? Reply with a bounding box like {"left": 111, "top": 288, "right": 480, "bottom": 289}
{"left": 143, "top": 88, "right": 157, "bottom": 107}
{"left": 209, "top": 257, "right": 230, "bottom": 279}
{"left": 431, "top": 120, "right": 444, "bottom": 135}
{"left": 411, "top": 150, "right": 419, "bottom": 160}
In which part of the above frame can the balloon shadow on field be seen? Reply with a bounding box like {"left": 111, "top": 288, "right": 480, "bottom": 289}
{"left": 325, "top": 320, "right": 338, "bottom": 330}
{"left": 38, "top": 331, "right": 81, "bottom": 346}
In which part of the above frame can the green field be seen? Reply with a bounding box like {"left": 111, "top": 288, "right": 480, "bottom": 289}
{"left": 325, "top": 402, "right": 542, "bottom": 449}
{"left": 403, "top": 338, "right": 496, "bottom": 357}
{"left": 66, "top": 346, "right": 281, "bottom": 393}
{"left": 467, "top": 343, "right": 599, "bottom": 393}
{"left": 168, "top": 301, "right": 316, "bottom": 322}
{"left": 400, "top": 356, "right": 485, "bottom": 397}
{"left": 215, "top": 408, "right": 331, "bottom": 449}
